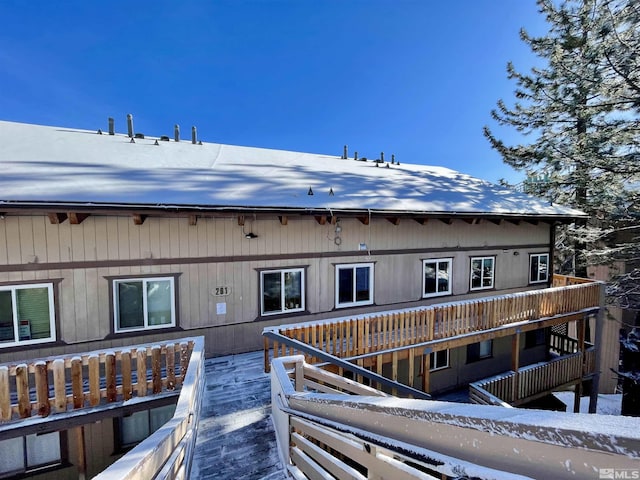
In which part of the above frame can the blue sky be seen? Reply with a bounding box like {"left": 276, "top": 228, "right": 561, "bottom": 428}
{"left": 0, "top": 1, "right": 547, "bottom": 184}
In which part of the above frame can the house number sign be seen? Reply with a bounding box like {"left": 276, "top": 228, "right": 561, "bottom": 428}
{"left": 214, "top": 286, "right": 231, "bottom": 296}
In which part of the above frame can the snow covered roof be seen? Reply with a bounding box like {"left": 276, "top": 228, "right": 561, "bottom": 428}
{"left": 0, "top": 120, "right": 585, "bottom": 220}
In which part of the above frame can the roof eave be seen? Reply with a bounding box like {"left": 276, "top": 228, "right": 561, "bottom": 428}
{"left": 0, "top": 200, "right": 587, "bottom": 224}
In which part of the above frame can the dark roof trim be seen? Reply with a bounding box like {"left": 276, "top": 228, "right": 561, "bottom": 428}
{"left": 0, "top": 200, "right": 587, "bottom": 224}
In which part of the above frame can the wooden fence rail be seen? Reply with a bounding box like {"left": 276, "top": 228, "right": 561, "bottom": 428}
{"left": 470, "top": 348, "right": 594, "bottom": 407}
{"left": 0, "top": 340, "right": 194, "bottom": 422}
{"left": 265, "top": 275, "right": 601, "bottom": 369}
{"left": 93, "top": 336, "right": 205, "bottom": 480}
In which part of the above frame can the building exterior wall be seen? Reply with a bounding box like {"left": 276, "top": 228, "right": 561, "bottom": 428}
{"left": 0, "top": 213, "right": 552, "bottom": 361}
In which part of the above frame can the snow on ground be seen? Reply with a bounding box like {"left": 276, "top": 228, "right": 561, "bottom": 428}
{"left": 553, "top": 392, "right": 622, "bottom": 415}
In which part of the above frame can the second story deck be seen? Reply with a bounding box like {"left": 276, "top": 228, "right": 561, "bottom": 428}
{"left": 263, "top": 274, "right": 603, "bottom": 403}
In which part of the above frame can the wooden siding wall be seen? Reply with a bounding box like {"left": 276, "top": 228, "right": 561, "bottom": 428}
{"left": 403, "top": 335, "right": 545, "bottom": 395}
{"left": 0, "top": 214, "right": 551, "bottom": 360}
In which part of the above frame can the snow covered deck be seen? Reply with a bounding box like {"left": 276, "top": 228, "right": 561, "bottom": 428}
{"left": 272, "top": 355, "right": 640, "bottom": 480}
{"left": 192, "top": 350, "right": 286, "bottom": 480}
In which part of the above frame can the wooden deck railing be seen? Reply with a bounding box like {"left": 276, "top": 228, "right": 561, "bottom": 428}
{"left": 0, "top": 339, "right": 195, "bottom": 422}
{"left": 470, "top": 347, "right": 595, "bottom": 406}
{"left": 278, "top": 356, "right": 388, "bottom": 397}
{"left": 93, "top": 336, "right": 205, "bottom": 480}
{"left": 265, "top": 274, "right": 601, "bottom": 369}
{"left": 550, "top": 332, "right": 594, "bottom": 356}
{"left": 552, "top": 274, "right": 596, "bottom": 286}
{"left": 271, "top": 355, "right": 639, "bottom": 479}
{"left": 272, "top": 356, "right": 505, "bottom": 479}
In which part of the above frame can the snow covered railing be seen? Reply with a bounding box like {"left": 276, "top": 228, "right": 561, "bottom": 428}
{"left": 272, "top": 356, "right": 502, "bottom": 480}
{"left": 271, "top": 355, "right": 640, "bottom": 480}
{"left": 275, "top": 355, "right": 389, "bottom": 398}
{"left": 93, "top": 336, "right": 205, "bottom": 480}
{"left": 470, "top": 347, "right": 595, "bottom": 407}
{"left": 0, "top": 338, "right": 195, "bottom": 422}
{"left": 264, "top": 274, "right": 602, "bottom": 371}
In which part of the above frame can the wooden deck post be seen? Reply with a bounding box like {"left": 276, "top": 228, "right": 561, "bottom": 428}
{"left": 391, "top": 351, "right": 398, "bottom": 396}
{"left": 263, "top": 337, "right": 270, "bottom": 373}
{"left": 421, "top": 353, "right": 431, "bottom": 394}
{"left": 376, "top": 354, "right": 383, "bottom": 390}
{"left": 408, "top": 348, "right": 415, "bottom": 388}
{"left": 75, "top": 426, "right": 87, "bottom": 480}
{"left": 511, "top": 332, "right": 521, "bottom": 403}
{"left": 589, "top": 284, "right": 606, "bottom": 413}
{"left": 573, "top": 317, "right": 586, "bottom": 413}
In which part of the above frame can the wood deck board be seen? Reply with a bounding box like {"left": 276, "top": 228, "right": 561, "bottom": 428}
{"left": 192, "top": 350, "right": 287, "bottom": 480}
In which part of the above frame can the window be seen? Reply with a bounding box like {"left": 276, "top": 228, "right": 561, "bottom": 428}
{"left": 0, "top": 432, "right": 63, "bottom": 476}
{"left": 470, "top": 257, "right": 495, "bottom": 290}
{"left": 525, "top": 329, "right": 547, "bottom": 348}
{"left": 113, "top": 277, "right": 176, "bottom": 333}
{"left": 335, "top": 263, "right": 374, "bottom": 308}
{"left": 260, "top": 268, "right": 305, "bottom": 316}
{"left": 118, "top": 404, "right": 176, "bottom": 449}
{"left": 0, "top": 283, "right": 55, "bottom": 348}
{"left": 423, "top": 258, "right": 452, "bottom": 298}
{"left": 430, "top": 349, "right": 449, "bottom": 371}
{"left": 530, "top": 253, "right": 549, "bottom": 284}
{"left": 467, "top": 340, "right": 493, "bottom": 363}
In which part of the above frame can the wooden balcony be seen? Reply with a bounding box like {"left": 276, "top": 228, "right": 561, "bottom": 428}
{"left": 0, "top": 339, "right": 195, "bottom": 422}
{"left": 0, "top": 337, "right": 205, "bottom": 480}
{"left": 263, "top": 274, "right": 603, "bottom": 400}
{"left": 470, "top": 345, "right": 596, "bottom": 407}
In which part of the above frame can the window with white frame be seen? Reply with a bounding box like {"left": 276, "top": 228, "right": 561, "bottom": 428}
{"left": 113, "top": 277, "right": 176, "bottom": 333}
{"left": 0, "top": 283, "right": 55, "bottom": 348}
{"left": 529, "top": 253, "right": 549, "bottom": 284}
{"left": 467, "top": 340, "right": 493, "bottom": 362}
{"left": 117, "top": 404, "right": 176, "bottom": 450}
{"left": 470, "top": 256, "right": 495, "bottom": 290}
{"left": 0, "top": 432, "right": 63, "bottom": 476}
{"left": 430, "top": 349, "right": 449, "bottom": 371}
{"left": 335, "top": 263, "right": 374, "bottom": 308}
{"left": 260, "top": 268, "right": 305, "bottom": 316}
{"left": 423, "top": 258, "right": 452, "bottom": 298}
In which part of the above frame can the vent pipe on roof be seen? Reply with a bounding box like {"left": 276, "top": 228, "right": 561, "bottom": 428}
{"left": 108, "top": 117, "right": 115, "bottom": 135}
{"left": 391, "top": 154, "right": 395, "bottom": 165}
{"left": 192, "top": 126, "right": 197, "bottom": 144}
{"left": 354, "top": 151, "right": 358, "bottom": 161}
{"left": 343, "top": 145, "right": 348, "bottom": 159}
{"left": 127, "top": 114, "right": 134, "bottom": 138}
{"left": 380, "top": 151, "right": 384, "bottom": 163}
{"left": 174, "top": 124, "right": 180, "bottom": 142}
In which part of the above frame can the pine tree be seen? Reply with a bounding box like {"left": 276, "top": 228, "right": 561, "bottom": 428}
{"left": 484, "top": 0, "right": 639, "bottom": 304}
